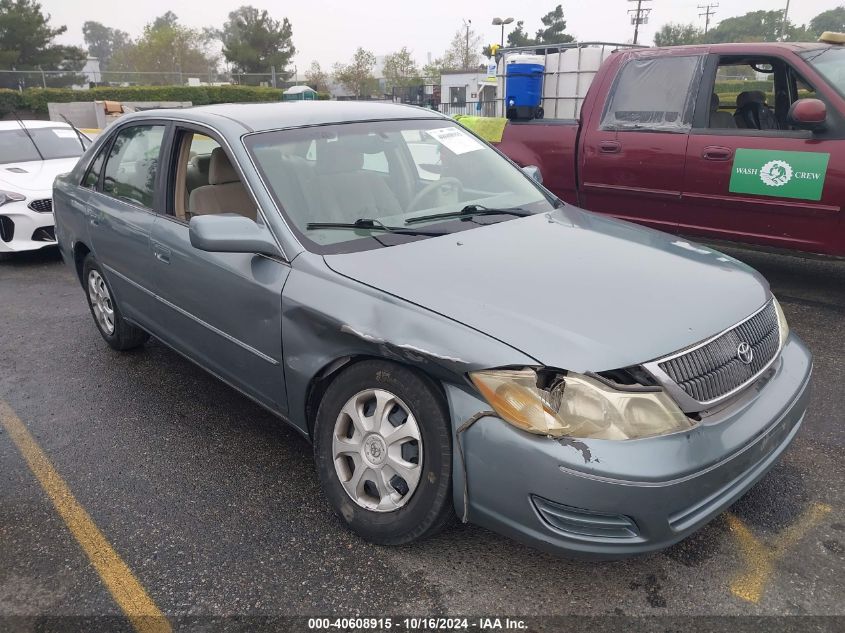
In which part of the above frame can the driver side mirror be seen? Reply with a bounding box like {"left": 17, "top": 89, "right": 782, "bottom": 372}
{"left": 521, "top": 165, "right": 543, "bottom": 184}
{"left": 788, "top": 98, "right": 827, "bottom": 132}
{"left": 189, "top": 214, "right": 281, "bottom": 258}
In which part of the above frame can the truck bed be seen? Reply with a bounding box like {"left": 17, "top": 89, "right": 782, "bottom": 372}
{"left": 496, "top": 120, "right": 580, "bottom": 205}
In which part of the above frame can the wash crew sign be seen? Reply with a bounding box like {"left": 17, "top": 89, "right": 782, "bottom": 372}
{"left": 729, "top": 149, "right": 830, "bottom": 201}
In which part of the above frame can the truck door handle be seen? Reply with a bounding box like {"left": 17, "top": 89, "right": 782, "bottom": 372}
{"left": 151, "top": 241, "right": 171, "bottom": 264}
{"left": 702, "top": 146, "right": 733, "bottom": 161}
{"left": 599, "top": 140, "right": 621, "bottom": 154}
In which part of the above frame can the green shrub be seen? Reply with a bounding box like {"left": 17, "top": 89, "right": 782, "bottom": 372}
{"left": 0, "top": 89, "right": 23, "bottom": 116}
{"left": 12, "top": 85, "right": 285, "bottom": 115}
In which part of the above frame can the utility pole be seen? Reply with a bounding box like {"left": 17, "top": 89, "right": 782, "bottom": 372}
{"left": 463, "top": 19, "right": 472, "bottom": 70}
{"left": 628, "top": 0, "right": 652, "bottom": 45}
{"left": 698, "top": 2, "right": 718, "bottom": 34}
{"left": 780, "top": 0, "right": 791, "bottom": 41}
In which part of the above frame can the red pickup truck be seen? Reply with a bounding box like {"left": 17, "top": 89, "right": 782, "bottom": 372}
{"left": 496, "top": 41, "right": 845, "bottom": 257}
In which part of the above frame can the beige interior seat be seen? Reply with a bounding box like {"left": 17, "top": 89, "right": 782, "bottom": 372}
{"left": 188, "top": 147, "right": 256, "bottom": 220}
{"left": 314, "top": 146, "right": 402, "bottom": 223}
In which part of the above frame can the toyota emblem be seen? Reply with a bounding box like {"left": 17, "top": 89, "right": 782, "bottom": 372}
{"left": 737, "top": 342, "right": 754, "bottom": 365}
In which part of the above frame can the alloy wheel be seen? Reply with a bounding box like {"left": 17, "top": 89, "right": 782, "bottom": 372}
{"left": 87, "top": 270, "right": 115, "bottom": 335}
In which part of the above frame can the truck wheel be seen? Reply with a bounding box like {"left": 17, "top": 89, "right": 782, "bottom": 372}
{"left": 536, "top": 106, "right": 544, "bottom": 119}
{"left": 313, "top": 360, "right": 454, "bottom": 545}
{"left": 82, "top": 253, "right": 149, "bottom": 351}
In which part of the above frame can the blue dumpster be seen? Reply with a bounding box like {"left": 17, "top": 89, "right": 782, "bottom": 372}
{"left": 505, "top": 54, "right": 545, "bottom": 120}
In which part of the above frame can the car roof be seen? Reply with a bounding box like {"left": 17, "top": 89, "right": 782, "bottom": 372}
{"left": 125, "top": 101, "right": 450, "bottom": 133}
{"left": 645, "top": 42, "right": 835, "bottom": 56}
{"left": 0, "top": 120, "right": 72, "bottom": 131}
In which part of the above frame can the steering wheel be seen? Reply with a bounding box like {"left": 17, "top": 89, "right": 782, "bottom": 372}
{"left": 407, "top": 177, "right": 464, "bottom": 214}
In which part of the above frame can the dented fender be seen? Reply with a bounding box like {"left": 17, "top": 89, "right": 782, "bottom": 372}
{"left": 281, "top": 252, "right": 538, "bottom": 434}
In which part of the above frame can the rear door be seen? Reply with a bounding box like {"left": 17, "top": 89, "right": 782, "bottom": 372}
{"left": 87, "top": 122, "right": 168, "bottom": 325}
{"left": 681, "top": 53, "right": 843, "bottom": 254}
{"left": 578, "top": 52, "right": 704, "bottom": 232}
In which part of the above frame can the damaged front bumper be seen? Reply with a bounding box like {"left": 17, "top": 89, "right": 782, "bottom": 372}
{"left": 444, "top": 335, "right": 812, "bottom": 559}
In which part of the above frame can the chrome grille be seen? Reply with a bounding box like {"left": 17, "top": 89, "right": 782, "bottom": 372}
{"left": 657, "top": 302, "right": 780, "bottom": 404}
{"left": 28, "top": 198, "right": 52, "bottom": 213}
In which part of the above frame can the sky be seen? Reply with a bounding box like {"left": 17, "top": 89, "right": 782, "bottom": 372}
{"left": 43, "top": 0, "right": 839, "bottom": 72}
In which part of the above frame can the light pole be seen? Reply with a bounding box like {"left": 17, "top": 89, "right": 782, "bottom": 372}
{"left": 492, "top": 17, "right": 514, "bottom": 47}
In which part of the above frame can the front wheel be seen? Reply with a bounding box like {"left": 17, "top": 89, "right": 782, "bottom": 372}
{"left": 82, "top": 253, "right": 149, "bottom": 351}
{"left": 313, "top": 360, "right": 454, "bottom": 545}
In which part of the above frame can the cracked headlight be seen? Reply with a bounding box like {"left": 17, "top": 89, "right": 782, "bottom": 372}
{"left": 469, "top": 369, "right": 695, "bottom": 440}
{"left": 0, "top": 190, "right": 26, "bottom": 207}
{"left": 773, "top": 296, "right": 789, "bottom": 348}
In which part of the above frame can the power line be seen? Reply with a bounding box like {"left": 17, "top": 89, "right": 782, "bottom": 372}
{"left": 698, "top": 3, "right": 719, "bottom": 34}
{"left": 627, "top": 0, "right": 653, "bottom": 45}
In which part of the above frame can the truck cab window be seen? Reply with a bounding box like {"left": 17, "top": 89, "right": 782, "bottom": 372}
{"left": 601, "top": 55, "right": 701, "bottom": 132}
{"left": 706, "top": 57, "right": 820, "bottom": 133}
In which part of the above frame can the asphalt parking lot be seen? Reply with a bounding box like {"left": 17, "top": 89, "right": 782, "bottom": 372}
{"left": 1, "top": 244, "right": 844, "bottom": 631}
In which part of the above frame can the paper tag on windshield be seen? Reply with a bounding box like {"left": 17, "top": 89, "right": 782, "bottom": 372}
{"left": 52, "top": 129, "right": 78, "bottom": 139}
{"left": 426, "top": 127, "right": 483, "bottom": 155}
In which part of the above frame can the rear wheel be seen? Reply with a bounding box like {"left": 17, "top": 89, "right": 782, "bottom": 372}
{"left": 83, "top": 253, "right": 149, "bottom": 351}
{"left": 313, "top": 360, "right": 454, "bottom": 545}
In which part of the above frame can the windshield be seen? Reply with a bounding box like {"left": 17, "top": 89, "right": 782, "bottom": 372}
{"left": 800, "top": 47, "right": 845, "bottom": 97}
{"left": 245, "top": 119, "right": 555, "bottom": 253}
{"left": 0, "top": 126, "right": 89, "bottom": 164}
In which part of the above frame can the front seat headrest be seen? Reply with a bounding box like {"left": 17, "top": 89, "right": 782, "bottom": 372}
{"left": 208, "top": 147, "right": 239, "bottom": 185}
{"left": 736, "top": 90, "right": 766, "bottom": 108}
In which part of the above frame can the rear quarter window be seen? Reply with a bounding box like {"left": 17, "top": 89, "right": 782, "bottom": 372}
{"left": 601, "top": 56, "right": 703, "bottom": 132}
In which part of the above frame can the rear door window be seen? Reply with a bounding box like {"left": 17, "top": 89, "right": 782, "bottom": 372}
{"left": 102, "top": 125, "right": 165, "bottom": 209}
{"left": 601, "top": 56, "right": 702, "bottom": 131}
{"left": 82, "top": 148, "right": 106, "bottom": 189}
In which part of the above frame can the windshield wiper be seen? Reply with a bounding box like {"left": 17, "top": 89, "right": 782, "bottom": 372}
{"left": 404, "top": 204, "right": 534, "bottom": 225}
{"left": 306, "top": 218, "right": 448, "bottom": 236}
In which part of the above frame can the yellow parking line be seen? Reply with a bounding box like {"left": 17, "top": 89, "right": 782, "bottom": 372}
{"left": 0, "top": 401, "right": 171, "bottom": 633}
{"left": 728, "top": 502, "right": 832, "bottom": 603}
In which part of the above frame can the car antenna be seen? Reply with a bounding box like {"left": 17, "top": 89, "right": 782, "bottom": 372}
{"left": 11, "top": 110, "right": 45, "bottom": 161}
{"left": 59, "top": 113, "right": 91, "bottom": 149}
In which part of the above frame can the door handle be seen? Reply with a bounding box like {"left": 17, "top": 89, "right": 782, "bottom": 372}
{"left": 151, "top": 241, "right": 171, "bottom": 264}
{"left": 599, "top": 140, "right": 621, "bottom": 154}
{"left": 702, "top": 146, "right": 733, "bottom": 161}
{"left": 85, "top": 205, "right": 101, "bottom": 226}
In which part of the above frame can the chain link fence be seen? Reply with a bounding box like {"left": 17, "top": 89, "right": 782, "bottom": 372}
{"left": 0, "top": 68, "right": 289, "bottom": 91}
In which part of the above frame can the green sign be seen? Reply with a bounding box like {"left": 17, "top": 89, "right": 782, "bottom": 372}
{"left": 728, "top": 149, "right": 830, "bottom": 201}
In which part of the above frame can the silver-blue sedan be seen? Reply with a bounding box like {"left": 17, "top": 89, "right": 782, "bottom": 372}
{"left": 53, "top": 102, "right": 811, "bottom": 558}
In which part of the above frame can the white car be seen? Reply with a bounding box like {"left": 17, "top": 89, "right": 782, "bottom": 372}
{"left": 0, "top": 120, "right": 90, "bottom": 259}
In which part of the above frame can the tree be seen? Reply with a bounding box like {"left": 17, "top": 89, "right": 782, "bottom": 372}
{"left": 535, "top": 5, "right": 574, "bottom": 44}
{"left": 422, "top": 58, "right": 444, "bottom": 83}
{"left": 507, "top": 21, "right": 536, "bottom": 47}
{"left": 305, "top": 60, "right": 329, "bottom": 93}
{"left": 0, "top": 0, "right": 86, "bottom": 88}
{"left": 653, "top": 22, "right": 703, "bottom": 46}
{"left": 382, "top": 47, "right": 420, "bottom": 91}
{"left": 82, "top": 21, "right": 131, "bottom": 70}
{"left": 220, "top": 5, "right": 295, "bottom": 78}
{"left": 442, "top": 22, "right": 482, "bottom": 71}
{"left": 704, "top": 10, "right": 807, "bottom": 43}
{"left": 333, "top": 47, "right": 377, "bottom": 97}
{"left": 126, "top": 13, "right": 219, "bottom": 82}
{"left": 810, "top": 7, "right": 845, "bottom": 36}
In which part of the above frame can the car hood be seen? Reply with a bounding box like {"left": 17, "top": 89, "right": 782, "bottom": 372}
{"left": 0, "top": 158, "right": 80, "bottom": 194}
{"left": 323, "top": 207, "right": 771, "bottom": 371}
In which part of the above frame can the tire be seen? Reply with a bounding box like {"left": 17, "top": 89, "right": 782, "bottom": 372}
{"left": 82, "top": 253, "right": 149, "bottom": 351}
{"left": 313, "top": 360, "right": 454, "bottom": 545}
